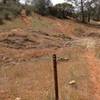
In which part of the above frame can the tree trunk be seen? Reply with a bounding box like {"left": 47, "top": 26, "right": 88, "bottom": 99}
{"left": 87, "top": 8, "right": 91, "bottom": 23}
{"left": 88, "top": 13, "right": 91, "bottom": 23}
{"left": 3, "top": 0, "right": 7, "bottom": 4}
{"left": 81, "top": 0, "right": 85, "bottom": 23}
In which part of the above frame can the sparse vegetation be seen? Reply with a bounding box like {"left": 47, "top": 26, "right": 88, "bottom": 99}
{"left": 0, "top": 0, "right": 100, "bottom": 100}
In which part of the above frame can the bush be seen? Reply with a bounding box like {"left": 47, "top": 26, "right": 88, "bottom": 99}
{"left": 24, "top": 5, "right": 34, "bottom": 16}
{"left": 0, "top": 18, "right": 4, "bottom": 25}
{"left": 0, "top": 12, "right": 4, "bottom": 25}
{"left": 48, "top": 3, "right": 74, "bottom": 19}
{"left": 0, "top": 2, "right": 22, "bottom": 21}
{"left": 32, "top": 0, "right": 52, "bottom": 16}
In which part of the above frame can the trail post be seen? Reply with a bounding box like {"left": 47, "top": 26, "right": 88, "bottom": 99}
{"left": 53, "top": 54, "right": 59, "bottom": 100}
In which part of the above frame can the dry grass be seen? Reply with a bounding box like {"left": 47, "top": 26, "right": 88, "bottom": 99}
{"left": 0, "top": 13, "right": 100, "bottom": 100}
{"left": 0, "top": 47, "right": 92, "bottom": 100}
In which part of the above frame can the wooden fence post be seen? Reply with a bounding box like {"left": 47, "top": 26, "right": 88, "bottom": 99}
{"left": 53, "top": 54, "right": 59, "bottom": 100}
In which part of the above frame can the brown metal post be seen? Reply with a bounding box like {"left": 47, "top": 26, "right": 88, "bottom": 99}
{"left": 53, "top": 54, "right": 59, "bottom": 100}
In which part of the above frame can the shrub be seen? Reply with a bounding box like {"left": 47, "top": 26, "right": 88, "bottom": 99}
{"left": 0, "top": 2, "right": 22, "bottom": 21}
{"left": 48, "top": 3, "right": 74, "bottom": 19}
{"left": 0, "top": 17, "right": 4, "bottom": 25}
{"left": 24, "top": 5, "right": 34, "bottom": 16}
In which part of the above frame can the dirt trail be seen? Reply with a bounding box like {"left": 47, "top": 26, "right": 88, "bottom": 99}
{"left": 84, "top": 48, "right": 100, "bottom": 100}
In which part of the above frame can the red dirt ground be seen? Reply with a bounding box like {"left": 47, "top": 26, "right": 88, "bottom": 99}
{"left": 0, "top": 15, "right": 100, "bottom": 100}
{"left": 84, "top": 49, "right": 100, "bottom": 100}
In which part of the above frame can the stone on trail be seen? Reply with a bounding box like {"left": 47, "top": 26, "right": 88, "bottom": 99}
{"left": 69, "top": 80, "right": 76, "bottom": 85}
{"left": 58, "top": 57, "right": 69, "bottom": 62}
{"left": 15, "top": 97, "right": 21, "bottom": 100}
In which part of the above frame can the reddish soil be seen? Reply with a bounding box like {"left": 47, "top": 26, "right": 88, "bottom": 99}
{"left": 84, "top": 49, "right": 100, "bottom": 100}
{"left": 0, "top": 15, "right": 100, "bottom": 100}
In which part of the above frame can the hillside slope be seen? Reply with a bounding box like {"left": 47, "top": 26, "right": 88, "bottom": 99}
{"left": 0, "top": 14, "right": 100, "bottom": 100}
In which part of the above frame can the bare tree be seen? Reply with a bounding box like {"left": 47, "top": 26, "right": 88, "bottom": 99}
{"left": 65, "top": 0, "right": 88, "bottom": 23}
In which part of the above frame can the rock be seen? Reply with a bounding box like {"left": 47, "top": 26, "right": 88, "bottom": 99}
{"left": 58, "top": 57, "right": 69, "bottom": 62}
{"left": 69, "top": 80, "right": 76, "bottom": 85}
{"left": 15, "top": 97, "right": 21, "bottom": 100}
{"left": 2, "top": 56, "right": 8, "bottom": 60}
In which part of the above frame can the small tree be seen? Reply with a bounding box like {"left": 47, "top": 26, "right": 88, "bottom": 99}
{"left": 0, "top": 0, "right": 21, "bottom": 21}
{"left": 84, "top": 0, "right": 95, "bottom": 22}
{"left": 93, "top": 0, "right": 100, "bottom": 21}
{"left": 32, "top": 0, "right": 52, "bottom": 15}
{"left": 52, "top": 3, "right": 74, "bottom": 18}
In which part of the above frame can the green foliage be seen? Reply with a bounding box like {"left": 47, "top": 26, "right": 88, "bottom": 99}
{"left": 24, "top": 5, "right": 34, "bottom": 16}
{"left": 0, "top": 0, "right": 21, "bottom": 23}
{"left": 49, "top": 3, "right": 74, "bottom": 19}
{"left": 32, "top": 0, "right": 52, "bottom": 15}
{"left": 0, "top": 0, "right": 100, "bottom": 24}
{"left": 55, "top": 3, "right": 74, "bottom": 9}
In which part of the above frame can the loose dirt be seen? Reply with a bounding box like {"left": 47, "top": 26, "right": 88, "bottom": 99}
{"left": 84, "top": 48, "right": 100, "bottom": 100}
{"left": 0, "top": 16, "right": 100, "bottom": 99}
